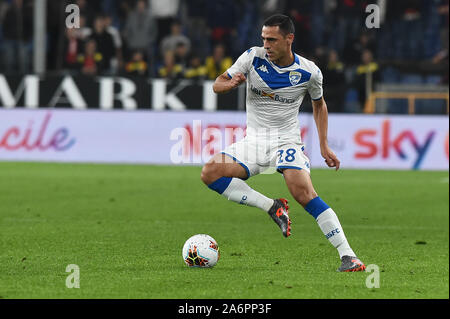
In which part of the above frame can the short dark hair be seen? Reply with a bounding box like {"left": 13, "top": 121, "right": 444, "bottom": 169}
{"left": 263, "top": 14, "right": 295, "bottom": 36}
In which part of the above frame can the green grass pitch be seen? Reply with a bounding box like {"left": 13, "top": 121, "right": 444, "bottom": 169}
{"left": 0, "top": 162, "right": 448, "bottom": 299}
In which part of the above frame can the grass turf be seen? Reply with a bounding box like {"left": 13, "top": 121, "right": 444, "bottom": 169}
{"left": 0, "top": 162, "right": 448, "bottom": 299}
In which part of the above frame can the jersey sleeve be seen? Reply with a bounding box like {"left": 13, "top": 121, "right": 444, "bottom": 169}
{"left": 226, "top": 47, "right": 256, "bottom": 78}
{"left": 307, "top": 64, "right": 323, "bottom": 101}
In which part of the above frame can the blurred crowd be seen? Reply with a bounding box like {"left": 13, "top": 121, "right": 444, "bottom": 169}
{"left": 0, "top": 0, "right": 448, "bottom": 112}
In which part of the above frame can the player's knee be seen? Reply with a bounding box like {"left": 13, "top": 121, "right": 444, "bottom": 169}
{"left": 200, "top": 164, "right": 210, "bottom": 185}
{"left": 201, "top": 162, "right": 219, "bottom": 185}
{"left": 296, "top": 189, "right": 318, "bottom": 206}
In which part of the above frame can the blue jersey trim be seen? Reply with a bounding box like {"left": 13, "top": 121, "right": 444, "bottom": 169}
{"left": 294, "top": 53, "right": 300, "bottom": 65}
{"left": 226, "top": 72, "right": 232, "bottom": 79}
{"left": 277, "top": 165, "right": 303, "bottom": 170}
{"left": 221, "top": 152, "right": 250, "bottom": 180}
{"left": 252, "top": 56, "right": 311, "bottom": 90}
{"left": 276, "top": 166, "right": 303, "bottom": 174}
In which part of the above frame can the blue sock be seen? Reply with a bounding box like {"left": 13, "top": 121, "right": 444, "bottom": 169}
{"left": 304, "top": 197, "right": 330, "bottom": 219}
{"left": 207, "top": 177, "right": 232, "bottom": 194}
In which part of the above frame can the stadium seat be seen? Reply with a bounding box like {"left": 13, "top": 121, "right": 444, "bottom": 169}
{"left": 415, "top": 99, "right": 447, "bottom": 115}
{"left": 381, "top": 67, "right": 401, "bottom": 84}
{"left": 343, "top": 89, "right": 361, "bottom": 113}
{"left": 401, "top": 74, "right": 423, "bottom": 84}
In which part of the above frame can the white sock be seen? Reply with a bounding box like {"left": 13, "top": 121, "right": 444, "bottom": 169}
{"left": 316, "top": 208, "right": 356, "bottom": 259}
{"left": 222, "top": 178, "right": 274, "bottom": 212}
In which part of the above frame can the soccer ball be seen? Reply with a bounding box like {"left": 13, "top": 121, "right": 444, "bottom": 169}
{"left": 182, "top": 234, "right": 220, "bottom": 268}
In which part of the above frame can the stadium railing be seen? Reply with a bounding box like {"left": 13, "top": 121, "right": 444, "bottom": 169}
{"left": 364, "top": 92, "right": 449, "bottom": 114}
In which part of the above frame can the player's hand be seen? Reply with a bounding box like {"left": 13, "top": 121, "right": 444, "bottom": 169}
{"left": 229, "top": 72, "right": 246, "bottom": 89}
{"left": 321, "top": 145, "right": 340, "bottom": 171}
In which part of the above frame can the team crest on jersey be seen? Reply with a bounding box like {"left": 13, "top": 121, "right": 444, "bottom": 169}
{"left": 289, "top": 71, "right": 302, "bottom": 85}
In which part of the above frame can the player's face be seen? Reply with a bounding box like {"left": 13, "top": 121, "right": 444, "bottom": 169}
{"left": 261, "top": 26, "right": 293, "bottom": 63}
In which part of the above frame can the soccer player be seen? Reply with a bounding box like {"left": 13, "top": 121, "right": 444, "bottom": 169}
{"left": 200, "top": 14, "right": 365, "bottom": 272}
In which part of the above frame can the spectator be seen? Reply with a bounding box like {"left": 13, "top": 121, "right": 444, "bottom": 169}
{"left": 125, "top": 50, "right": 148, "bottom": 76}
{"left": 234, "top": 0, "right": 263, "bottom": 56}
{"left": 180, "top": 0, "right": 209, "bottom": 58}
{"left": 261, "top": 0, "right": 285, "bottom": 18}
{"left": 323, "top": 50, "right": 346, "bottom": 112}
{"left": 87, "top": 15, "right": 116, "bottom": 74}
{"left": 158, "top": 50, "right": 183, "bottom": 79}
{"left": 438, "top": 0, "right": 449, "bottom": 37}
{"left": 0, "top": 0, "right": 7, "bottom": 71}
{"left": 206, "top": 0, "right": 238, "bottom": 51}
{"left": 433, "top": 0, "right": 449, "bottom": 64}
{"left": 431, "top": 0, "right": 449, "bottom": 83}
{"left": 205, "top": 43, "right": 233, "bottom": 80}
{"left": 174, "top": 41, "right": 189, "bottom": 67}
{"left": 150, "top": 0, "right": 180, "bottom": 46}
{"left": 123, "top": 0, "right": 157, "bottom": 61}
{"left": 385, "top": 0, "right": 423, "bottom": 60}
{"left": 117, "top": 0, "right": 138, "bottom": 29}
{"left": 1, "top": 0, "right": 33, "bottom": 74}
{"left": 100, "top": 0, "right": 122, "bottom": 28}
{"left": 354, "top": 49, "right": 380, "bottom": 110}
{"left": 343, "top": 31, "right": 377, "bottom": 66}
{"left": 160, "top": 20, "right": 191, "bottom": 58}
{"left": 0, "top": 0, "right": 445, "bottom": 114}
{"left": 184, "top": 53, "right": 207, "bottom": 80}
{"left": 74, "top": 15, "right": 92, "bottom": 40}
{"left": 62, "top": 28, "right": 85, "bottom": 72}
{"left": 0, "top": 0, "right": 7, "bottom": 22}
{"left": 76, "top": 0, "right": 95, "bottom": 27}
{"left": 329, "top": 0, "right": 367, "bottom": 54}
{"left": 325, "top": 50, "right": 345, "bottom": 83}
{"left": 285, "top": 0, "right": 313, "bottom": 56}
{"left": 78, "top": 39, "right": 104, "bottom": 76}
{"left": 104, "top": 14, "right": 124, "bottom": 73}
{"left": 309, "top": 0, "right": 326, "bottom": 50}
{"left": 311, "top": 46, "right": 327, "bottom": 71}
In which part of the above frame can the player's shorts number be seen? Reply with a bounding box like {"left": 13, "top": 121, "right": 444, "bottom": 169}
{"left": 277, "top": 148, "right": 296, "bottom": 163}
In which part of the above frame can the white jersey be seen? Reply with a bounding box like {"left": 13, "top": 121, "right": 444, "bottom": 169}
{"left": 226, "top": 46, "right": 323, "bottom": 142}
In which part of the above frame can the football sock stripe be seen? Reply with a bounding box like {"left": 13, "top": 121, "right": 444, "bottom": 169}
{"left": 305, "top": 197, "right": 356, "bottom": 259}
{"left": 207, "top": 177, "right": 232, "bottom": 194}
{"left": 304, "top": 196, "right": 330, "bottom": 218}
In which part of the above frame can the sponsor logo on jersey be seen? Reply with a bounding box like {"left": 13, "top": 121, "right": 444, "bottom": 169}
{"left": 261, "top": 91, "right": 275, "bottom": 99}
{"left": 289, "top": 71, "right": 302, "bottom": 86}
{"left": 250, "top": 85, "right": 295, "bottom": 104}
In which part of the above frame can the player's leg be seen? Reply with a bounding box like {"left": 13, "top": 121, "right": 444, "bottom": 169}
{"left": 282, "top": 168, "right": 365, "bottom": 272}
{"left": 200, "top": 153, "right": 248, "bottom": 184}
{"left": 201, "top": 153, "right": 275, "bottom": 212}
{"left": 201, "top": 152, "right": 291, "bottom": 237}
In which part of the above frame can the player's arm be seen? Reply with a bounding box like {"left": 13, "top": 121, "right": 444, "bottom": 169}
{"left": 312, "top": 97, "right": 340, "bottom": 171}
{"left": 213, "top": 72, "right": 246, "bottom": 94}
